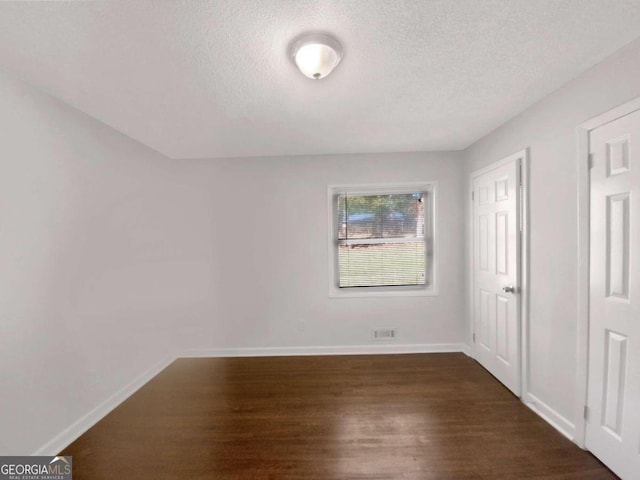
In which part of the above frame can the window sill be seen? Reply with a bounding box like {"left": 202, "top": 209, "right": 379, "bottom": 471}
{"left": 329, "top": 287, "right": 439, "bottom": 298}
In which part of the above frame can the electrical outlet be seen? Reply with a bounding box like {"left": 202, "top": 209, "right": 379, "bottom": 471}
{"left": 297, "top": 318, "right": 306, "bottom": 332}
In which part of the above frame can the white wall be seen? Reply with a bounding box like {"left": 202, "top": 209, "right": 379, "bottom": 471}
{"left": 0, "top": 69, "right": 216, "bottom": 455}
{"left": 464, "top": 37, "right": 640, "bottom": 434}
{"left": 181, "top": 152, "right": 466, "bottom": 352}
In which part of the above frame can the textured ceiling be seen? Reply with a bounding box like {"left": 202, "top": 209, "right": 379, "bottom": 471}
{"left": 0, "top": 1, "right": 639, "bottom": 159}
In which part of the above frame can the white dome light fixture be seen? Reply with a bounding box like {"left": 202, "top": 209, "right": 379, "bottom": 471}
{"left": 291, "top": 33, "right": 343, "bottom": 80}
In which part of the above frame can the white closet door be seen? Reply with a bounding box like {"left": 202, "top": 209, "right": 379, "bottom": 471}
{"left": 586, "top": 107, "right": 640, "bottom": 480}
{"left": 472, "top": 158, "right": 521, "bottom": 396}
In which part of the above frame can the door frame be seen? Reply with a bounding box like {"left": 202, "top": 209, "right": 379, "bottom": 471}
{"left": 575, "top": 96, "right": 640, "bottom": 448}
{"left": 468, "top": 149, "right": 529, "bottom": 398}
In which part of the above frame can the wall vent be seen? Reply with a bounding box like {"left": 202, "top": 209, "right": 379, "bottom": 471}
{"left": 372, "top": 328, "right": 397, "bottom": 341}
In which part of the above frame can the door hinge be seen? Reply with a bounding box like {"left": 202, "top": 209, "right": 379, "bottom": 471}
{"left": 519, "top": 184, "right": 524, "bottom": 233}
{"left": 472, "top": 333, "right": 476, "bottom": 343}
{"left": 583, "top": 405, "right": 589, "bottom": 420}
{"left": 588, "top": 153, "right": 594, "bottom": 169}
{"left": 471, "top": 191, "right": 475, "bottom": 201}
{"left": 519, "top": 161, "right": 523, "bottom": 186}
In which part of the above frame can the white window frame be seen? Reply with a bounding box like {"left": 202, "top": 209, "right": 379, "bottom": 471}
{"left": 328, "top": 181, "right": 439, "bottom": 298}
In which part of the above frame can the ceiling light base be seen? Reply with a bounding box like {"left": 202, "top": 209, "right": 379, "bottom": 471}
{"left": 290, "top": 33, "right": 343, "bottom": 80}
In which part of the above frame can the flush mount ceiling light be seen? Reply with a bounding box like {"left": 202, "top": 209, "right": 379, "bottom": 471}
{"left": 290, "top": 33, "right": 343, "bottom": 80}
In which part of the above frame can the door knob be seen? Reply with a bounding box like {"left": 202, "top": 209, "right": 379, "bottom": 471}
{"left": 502, "top": 285, "right": 517, "bottom": 293}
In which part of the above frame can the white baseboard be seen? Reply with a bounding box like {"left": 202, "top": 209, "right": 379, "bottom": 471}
{"left": 461, "top": 343, "right": 472, "bottom": 357}
{"left": 32, "top": 355, "right": 175, "bottom": 456}
{"left": 181, "top": 343, "right": 467, "bottom": 358}
{"left": 524, "top": 392, "right": 576, "bottom": 441}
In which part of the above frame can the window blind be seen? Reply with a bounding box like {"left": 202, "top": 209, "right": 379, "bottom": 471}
{"left": 337, "top": 192, "right": 428, "bottom": 287}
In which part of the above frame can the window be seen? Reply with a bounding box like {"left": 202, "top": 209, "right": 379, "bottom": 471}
{"left": 329, "top": 183, "right": 437, "bottom": 297}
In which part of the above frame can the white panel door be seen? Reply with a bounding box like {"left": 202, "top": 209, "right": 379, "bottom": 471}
{"left": 472, "top": 158, "right": 521, "bottom": 395}
{"left": 586, "top": 108, "right": 640, "bottom": 480}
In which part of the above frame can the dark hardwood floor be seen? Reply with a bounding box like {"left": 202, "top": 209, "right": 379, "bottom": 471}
{"left": 61, "top": 353, "right": 617, "bottom": 479}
